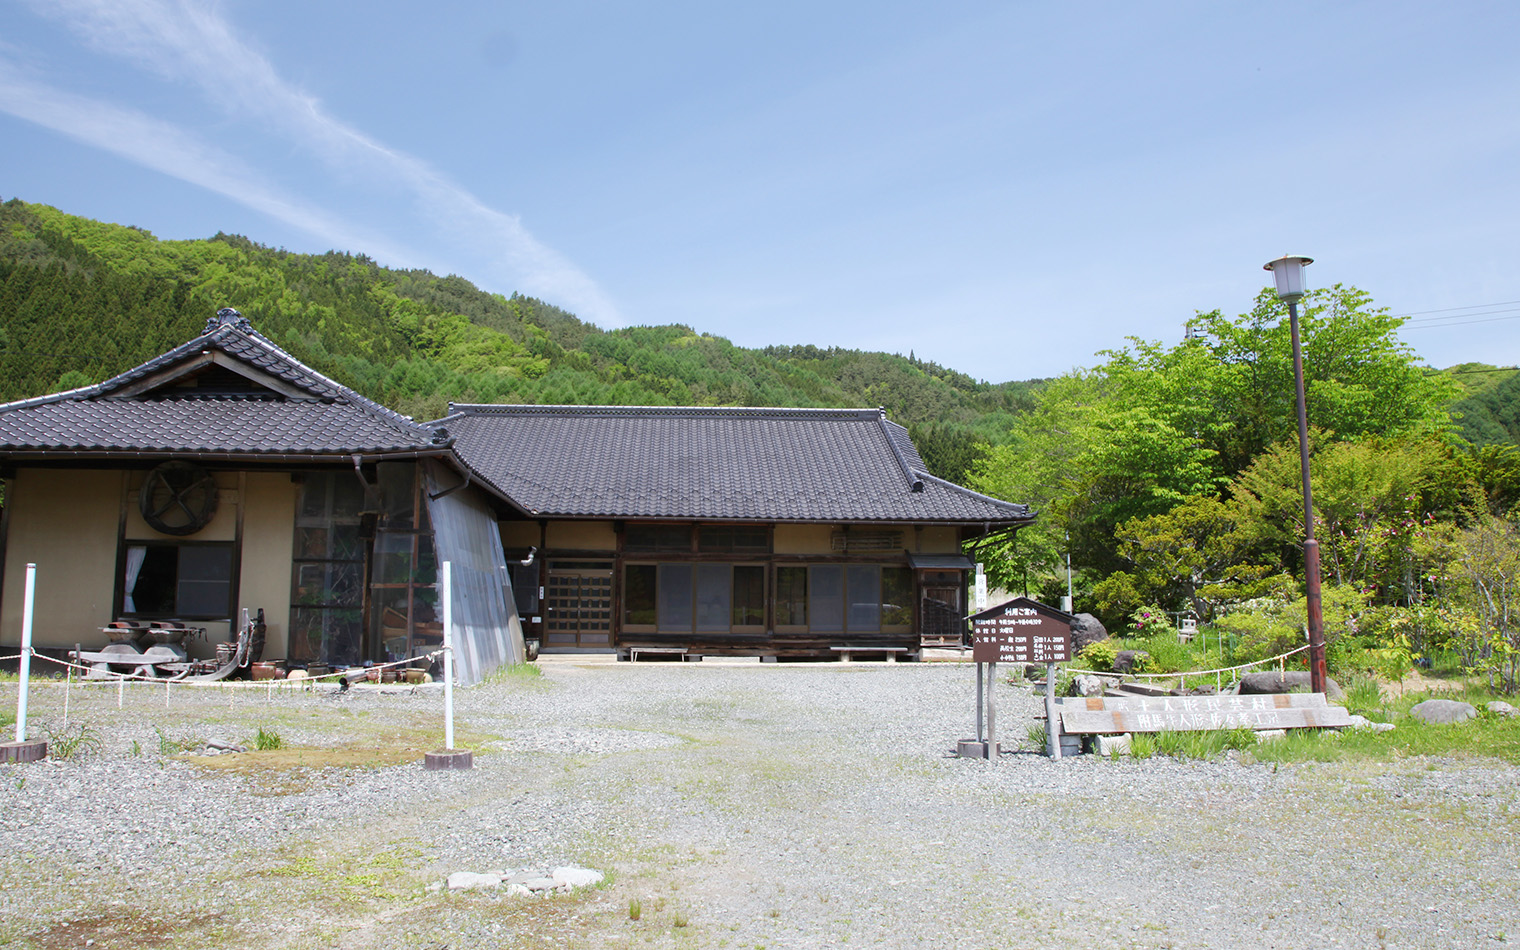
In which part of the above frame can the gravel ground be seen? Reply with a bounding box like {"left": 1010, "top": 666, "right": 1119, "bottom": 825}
{"left": 2, "top": 658, "right": 1517, "bottom": 950}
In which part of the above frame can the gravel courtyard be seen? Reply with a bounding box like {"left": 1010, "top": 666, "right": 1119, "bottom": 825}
{"left": 2, "top": 658, "right": 1517, "bottom": 949}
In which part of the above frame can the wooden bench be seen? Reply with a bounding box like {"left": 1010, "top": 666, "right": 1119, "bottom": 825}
{"left": 830, "top": 646, "right": 909, "bottom": 663}
{"left": 625, "top": 646, "right": 696, "bottom": 663}
{"left": 1057, "top": 693, "right": 1353, "bottom": 734}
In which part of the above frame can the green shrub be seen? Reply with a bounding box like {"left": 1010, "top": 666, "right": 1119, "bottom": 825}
{"left": 1078, "top": 640, "right": 1118, "bottom": 673}
{"left": 253, "top": 726, "right": 283, "bottom": 751}
{"left": 1130, "top": 605, "right": 1171, "bottom": 638}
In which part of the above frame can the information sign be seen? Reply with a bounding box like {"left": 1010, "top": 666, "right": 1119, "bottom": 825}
{"left": 971, "top": 605, "right": 1072, "bottom": 663}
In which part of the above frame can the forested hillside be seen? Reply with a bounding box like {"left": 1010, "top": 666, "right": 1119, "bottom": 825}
{"left": 5, "top": 196, "right": 1520, "bottom": 688}
{"left": 1446, "top": 362, "right": 1520, "bottom": 446}
{"left": 0, "top": 198, "right": 1038, "bottom": 483}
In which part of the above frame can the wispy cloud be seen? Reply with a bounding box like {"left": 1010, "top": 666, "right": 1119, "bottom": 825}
{"left": 0, "top": 59, "right": 414, "bottom": 261}
{"left": 10, "top": 0, "right": 622, "bottom": 325}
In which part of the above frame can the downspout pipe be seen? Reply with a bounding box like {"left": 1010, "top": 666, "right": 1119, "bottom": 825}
{"left": 428, "top": 469, "right": 472, "bottom": 501}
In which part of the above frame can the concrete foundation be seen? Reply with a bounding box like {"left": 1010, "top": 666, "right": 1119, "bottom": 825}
{"left": 956, "top": 739, "right": 999, "bottom": 759}
{"left": 0, "top": 740, "right": 48, "bottom": 763}
{"left": 423, "top": 749, "right": 474, "bottom": 770}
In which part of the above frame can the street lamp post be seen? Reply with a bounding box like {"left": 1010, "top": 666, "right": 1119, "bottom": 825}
{"left": 1263, "top": 254, "right": 1327, "bottom": 694}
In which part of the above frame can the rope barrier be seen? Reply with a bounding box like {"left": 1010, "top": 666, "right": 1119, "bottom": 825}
{"left": 1063, "top": 644, "right": 1311, "bottom": 685}
{"left": 21, "top": 648, "right": 447, "bottom": 692}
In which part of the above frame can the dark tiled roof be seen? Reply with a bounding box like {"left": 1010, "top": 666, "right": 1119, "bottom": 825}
{"left": 0, "top": 310, "right": 441, "bottom": 457}
{"left": 439, "top": 404, "right": 1034, "bottom": 525}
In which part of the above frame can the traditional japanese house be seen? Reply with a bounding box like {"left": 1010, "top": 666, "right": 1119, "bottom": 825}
{"left": 0, "top": 308, "right": 1034, "bottom": 677}
{"left": 0, "top": 309, "right": 526, "bottom": 684}
{"left": 439, "top": 404, "right": 1034, "bottom": 659}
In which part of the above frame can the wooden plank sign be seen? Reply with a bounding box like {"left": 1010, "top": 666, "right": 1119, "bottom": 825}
{"left": 969, "top": 597, "right": 1073, "bottom": 664}
{"left": 1058, "top": 693, "right": 1353, "bottom": 734}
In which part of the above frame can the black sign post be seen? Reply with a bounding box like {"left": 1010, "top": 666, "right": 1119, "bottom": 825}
{"left": 968, "top": 598, "right": 1076, "bottom": 760}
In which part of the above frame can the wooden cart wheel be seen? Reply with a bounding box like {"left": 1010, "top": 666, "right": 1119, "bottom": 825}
{"left": 139, "top": 461, "right": 218, "bottom": 536}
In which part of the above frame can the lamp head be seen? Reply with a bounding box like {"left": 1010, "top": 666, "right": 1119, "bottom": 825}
{"left": 1263, "top": 255, "right": 1313, "bottom": 303}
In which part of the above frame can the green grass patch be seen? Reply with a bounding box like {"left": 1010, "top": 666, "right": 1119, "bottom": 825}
{"left": 262, "top": 847, "right": 420, "bottom": 905}
{"left": 1105, "top": 688, "right": 1520, "bottom": 764}
{"left": 481, "top": 661, "right": 544, "bottom": 684}
{"left": 39, "top": 720, "right": 103, "bottom": 759}
{"left": 1249, "top": 697, "right": 1520, "bottom": 765}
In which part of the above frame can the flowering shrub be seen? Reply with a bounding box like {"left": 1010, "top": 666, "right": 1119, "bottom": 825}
{"left": 1130, "top": 606, "right": 1170, "bottom": 637}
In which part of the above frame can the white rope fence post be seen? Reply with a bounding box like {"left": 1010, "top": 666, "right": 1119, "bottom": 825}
{"left": 443, "top": 560, "right": 455, "bottom": 752}
{"left": 2, "top": 563, "right": 48, "bottom": 762}
{"left": 15, "top": 563, "right": 36, "bottom": 741}
{"left": 424, "top": 560, "right": 473, "bottom": 770}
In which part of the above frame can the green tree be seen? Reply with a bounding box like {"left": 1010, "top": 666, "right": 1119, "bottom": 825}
{"left": 1232, "top": 435, "right": 1461, "bottom": 603}
{"left": 1448, "top": 511, "right": 1520, "bottom": 691}
{"left": 1111, "top": 494, "right": 1280, "bottom": 621}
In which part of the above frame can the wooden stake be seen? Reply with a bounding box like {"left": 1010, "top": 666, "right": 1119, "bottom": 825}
{"left": 986, "top": 661, "right": 997, "bottom": 762}
{"left": 1045, "top": 661, "right": 1061, "bottom": 760}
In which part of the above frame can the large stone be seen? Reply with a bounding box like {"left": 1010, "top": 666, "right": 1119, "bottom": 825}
{"left": 1096, "top": 734, "right": 1132, "bottom": 757}
{"left": 1113, "top": 650, "right": 1149, "bottom": 674}
{"left": 553, "top": 866, "right": 604, "bottom": 889}
{"left": 1238, "top": 671, "right": 1343, "bottom": 700}
{"left": 1069, "top": 613, "right": 1108, "bottom": 653}
{"left": 1486, "top": 701, "right": 1518, "bottom": 718}
{"left": 1410, "top": 699, "right": 1477, "bottom": 725}
{"left": 1068, "top": 674, "right": 1106, "bottom": 698}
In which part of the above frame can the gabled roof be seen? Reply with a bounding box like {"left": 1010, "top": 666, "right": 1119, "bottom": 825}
{"left": 0, "top": 309, "right": 445, "bottom": 460}
{"left": 437, "top": 403, "right": 1034, "bottom": 526}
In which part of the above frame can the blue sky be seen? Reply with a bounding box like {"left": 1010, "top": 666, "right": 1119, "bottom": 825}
{"left": 2, "top": 1, "right": 1517, "bottom": 383}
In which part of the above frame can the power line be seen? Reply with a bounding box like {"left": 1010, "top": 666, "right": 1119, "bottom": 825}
{"left": 1402, "top": 307, "right": 1520, "bottom": 324}
{"left": 1397, "top": 299, "right": 1520, "bottom": 317}
{"left": 1401, "top": 313, "right": 1520, "bottom": 330}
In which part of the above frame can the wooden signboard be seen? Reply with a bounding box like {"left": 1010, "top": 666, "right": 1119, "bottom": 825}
{"left": 970, "top": 600, "right": 1073, "bottom": 664}
{"left": 963, "top": 597, "right": 1077, "bottom": 761}
{"left": 1057, "top": 693, "right": 1353, "bottom": 734}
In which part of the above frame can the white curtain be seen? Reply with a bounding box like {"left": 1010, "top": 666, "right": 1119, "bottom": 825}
{"left": 123, "top": 545, "right": 147, "bottom": 613}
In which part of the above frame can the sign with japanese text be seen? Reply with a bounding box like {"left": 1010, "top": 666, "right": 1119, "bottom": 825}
{"left": 969, "top": 599, "right": 1072, "bottom": 663}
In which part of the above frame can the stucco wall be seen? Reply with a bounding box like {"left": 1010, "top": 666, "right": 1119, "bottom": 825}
{"left": 773, "top": 524, "right": 836, "bottom": 555}
{"left": 917, "top": 526, "right": 961, "bottom": 553}
{"left": 546, "top": 520, "right": 615, "bottom": 552}
{"left": 499, "top": 521, "right": 541, "bottom": 550}
{"left": 1, "top": 467, "right": 299, "bottom": 657}
{"left": 1, "top": 469, "right": 123, "bottom": 650}
{"left": 238, "top": 472, "right": 296, "bottom": 660}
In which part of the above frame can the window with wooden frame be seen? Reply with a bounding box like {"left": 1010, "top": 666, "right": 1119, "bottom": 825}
{"left": 773, "top": 563, "right": 912, "bottom": 635}
{"left": 622, "top": 562, "right": 766, "bottom": 633}
{"left": 120, "top": 541, "right": 235, "bottom": 620}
